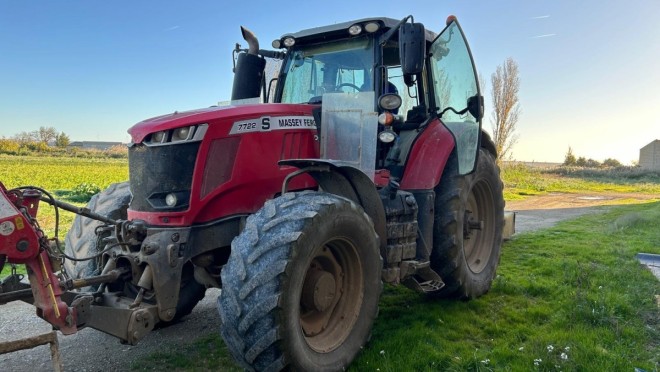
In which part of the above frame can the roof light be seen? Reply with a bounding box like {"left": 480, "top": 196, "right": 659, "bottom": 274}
{"left": 283, "top": 37, "right": 296, "bottom": 47}
{"left": 364, "top": 22, "right": 380, "bottom": 33}
{"left": 272, "top": 39, "right": 282, "bottom": 49}
{"left": 348, "top": 24, "right": 362, "bottom": 36}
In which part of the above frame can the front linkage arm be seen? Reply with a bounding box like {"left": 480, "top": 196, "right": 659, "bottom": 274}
{"left": 0, "top": 182, "right": 149, "bottom": 342}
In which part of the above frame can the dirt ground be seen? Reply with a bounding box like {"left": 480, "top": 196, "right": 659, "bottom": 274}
{"left": 0, "top": 192, "right": 657, "bottom": 371}
{"left": 506, "top": 192, "right": 658, "bottom": 233}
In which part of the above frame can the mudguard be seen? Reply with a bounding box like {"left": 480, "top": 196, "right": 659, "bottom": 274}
{"left": 278, "top": 159, "right": 387, "bottom": 255}
{"left": 399, "top": 119, "right": 455, "bottom": 190}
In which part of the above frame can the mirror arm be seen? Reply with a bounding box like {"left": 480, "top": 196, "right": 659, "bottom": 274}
{"left": 438, "top": 106, "right": 468, "bottom": 118}
{"left": 379, "top": 15, "right": 413, "bottom": 46}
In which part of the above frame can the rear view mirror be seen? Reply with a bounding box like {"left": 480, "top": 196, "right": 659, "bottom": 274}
{"left": 399, "top": 22, "right": 426, "bottom": 76}
{"left": 467, "top": 94, "right": 484, "bottom": 121}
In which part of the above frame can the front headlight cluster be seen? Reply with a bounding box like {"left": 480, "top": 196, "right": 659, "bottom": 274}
{"left": 146, "top": 124, "right": 208, "bottom": 146}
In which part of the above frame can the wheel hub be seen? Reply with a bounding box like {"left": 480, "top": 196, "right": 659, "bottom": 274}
{"left": 302, "top": 268, "right": 337, "bottom": 312}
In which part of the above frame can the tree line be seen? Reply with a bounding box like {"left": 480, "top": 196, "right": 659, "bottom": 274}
{"left": 11, "top": 126, "right": 70, "bottom": 147}
{"left": 563, "top": 147, "right": 623, "bottom": 168}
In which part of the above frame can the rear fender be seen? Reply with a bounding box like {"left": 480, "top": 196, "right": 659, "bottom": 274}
{"left": 279, "top": 159, "right": 387, "bottom": 255}
{"left": 400, "top": 119, "right": 455, "bottom": 190}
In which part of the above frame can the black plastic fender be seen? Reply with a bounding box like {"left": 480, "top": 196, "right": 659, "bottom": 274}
{"left": 279, "top": 159, "right": 387, "bottom": 257}
{"left": 480, "top": 130, "right": 498, "bottom": 159}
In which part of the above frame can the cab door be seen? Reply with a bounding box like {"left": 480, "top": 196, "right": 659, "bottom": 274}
{"left": 428, "top": 19, "right": 482, "bottom": 175}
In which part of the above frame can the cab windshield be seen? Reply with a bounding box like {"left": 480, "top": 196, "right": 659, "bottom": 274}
{"left": 279, "top": 37, "right": 374, "bottom": 104}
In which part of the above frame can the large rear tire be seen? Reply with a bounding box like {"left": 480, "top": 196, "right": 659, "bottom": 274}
{"left": 218, "top": 191, "right": 382, "bottom": 371}
{"left": 430, "top": 149, "right": 504, "bottom": 299}
{"left": 64, "top": 182, "right": 205, "bottom": 321}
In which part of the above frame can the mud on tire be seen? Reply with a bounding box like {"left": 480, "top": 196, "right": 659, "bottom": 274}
{"left": 430, "top": 148, "right": 505, "bottom": 299}
{"left": 218, "top": 191, "right": 382, "bottom": 371}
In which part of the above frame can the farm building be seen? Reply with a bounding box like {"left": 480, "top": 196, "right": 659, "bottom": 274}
{"left": 68, "top": 141, "right": 123, "bottom": 151}
{"left": 639, "top": 139, "right": 660, "bottom": 171}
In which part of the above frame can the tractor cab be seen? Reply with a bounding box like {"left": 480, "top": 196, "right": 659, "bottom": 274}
{"left": 234, "top": 16, "right": 485, "bottom": 180}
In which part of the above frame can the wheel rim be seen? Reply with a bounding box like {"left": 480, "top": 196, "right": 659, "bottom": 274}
{"left": 463, "top": 179, "right": 496, "bottom": 273}
{"left": 299, "top": 237, "right": 363, "bottom": 353}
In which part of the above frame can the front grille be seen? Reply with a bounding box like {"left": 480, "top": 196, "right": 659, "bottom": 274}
{"left": 128, "top": 142, "right": 200, "bottom": 212}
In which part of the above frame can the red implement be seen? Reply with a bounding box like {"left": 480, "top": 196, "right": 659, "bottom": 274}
{"left": 0, "top": 183, "right": 77, "bottom": 334}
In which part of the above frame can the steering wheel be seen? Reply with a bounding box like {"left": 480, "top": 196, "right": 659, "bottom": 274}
{"left": 337, "top": 83, "right": 361, "bottom": 92}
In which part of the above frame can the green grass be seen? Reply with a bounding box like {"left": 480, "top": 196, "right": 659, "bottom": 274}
{"left": 130, "top": 202, "right": 660, "bottom": 371}
{"left": 131, "top": 334, "right": 241, "bottom": 372}
{"left": 501, "top": 163, "right": 660, "bottom": 200}
{"left": 352, "top": 202, "right": 659, "bottom": 371}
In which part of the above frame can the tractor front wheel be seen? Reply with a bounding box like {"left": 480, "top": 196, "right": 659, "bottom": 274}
{"left": 218, "top": 191, "right": 382, "bottom": 371}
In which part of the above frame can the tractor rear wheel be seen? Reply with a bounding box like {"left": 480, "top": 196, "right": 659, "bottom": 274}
{"left": 218, "top": 191, "right": 382, "bottom": 371}
{"left": 431, "top": 148, "right": 504, "bottom": 299}
{"left": 64, "top": 182, "right": 205, "bottom": 321}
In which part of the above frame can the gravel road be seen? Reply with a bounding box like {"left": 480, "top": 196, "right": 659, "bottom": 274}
{"left": 1, "top": 289, "right": 222, "bottom": 371}
{"left": 1, "top": 192, "right": 657, "bottom": 371}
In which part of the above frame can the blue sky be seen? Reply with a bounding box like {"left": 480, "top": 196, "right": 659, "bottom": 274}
{"left": 1, "top": 1, "right": 658, "bottom": 164}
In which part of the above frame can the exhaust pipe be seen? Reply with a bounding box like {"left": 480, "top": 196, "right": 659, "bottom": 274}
{"left": 231, "top": 26, "right": 266, "bottom": 101}
{"left": 240, "top": 26, "right": 259, "bottom": 55}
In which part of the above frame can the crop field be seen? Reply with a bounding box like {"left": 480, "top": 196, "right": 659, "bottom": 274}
{"left": 0, "top": 155, "right": 128, "bottom": 192}
{"left": 0, "top": 155, "right": 127, "bottom": 266}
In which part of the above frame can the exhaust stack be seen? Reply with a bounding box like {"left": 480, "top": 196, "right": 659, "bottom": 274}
{"left": 231, "top": 26, "right": 266, "bottom": 101}
{"left": 241, "top": 26, "right": 259, "bottom": 55}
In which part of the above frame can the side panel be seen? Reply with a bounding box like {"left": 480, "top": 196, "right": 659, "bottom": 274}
{"left": 399, "top": 119, "right": 455, "bottom": 190}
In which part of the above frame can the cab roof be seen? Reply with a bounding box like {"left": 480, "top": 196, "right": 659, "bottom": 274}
{"left": 280, "top": 17, "right": 438, "bottom": 44}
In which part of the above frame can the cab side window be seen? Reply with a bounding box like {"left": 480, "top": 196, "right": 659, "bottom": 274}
{"left": 429, "top": 21, "right": 481, "bottom": 175}
{"left": 387, "top": 66, "right": 419, "bottom": 118}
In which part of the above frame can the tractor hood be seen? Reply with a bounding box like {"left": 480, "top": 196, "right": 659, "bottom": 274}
{"left": 128, "top": 103, "right": 316, "bottom": 143}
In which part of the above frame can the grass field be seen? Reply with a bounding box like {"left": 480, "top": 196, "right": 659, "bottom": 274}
{"left": 1, "top": 155, "right": 658, "bottom": 370}
{"left": 501, "top": 163, "right": 660, "bottom": 200}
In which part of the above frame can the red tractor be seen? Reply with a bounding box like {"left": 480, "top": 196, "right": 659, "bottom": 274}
{"left": 0, "top": 15, "right": 506, "bottom": 371}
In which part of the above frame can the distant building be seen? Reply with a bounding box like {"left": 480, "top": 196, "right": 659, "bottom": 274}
{"left": 68, "top": 141, "right": 123, "bottom": 151}
{"left": 639, "top": 139, "right": 660, "bottom": 171}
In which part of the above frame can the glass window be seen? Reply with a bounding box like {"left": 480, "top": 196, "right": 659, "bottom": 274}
{"left": 280, "top": 37, "right": 374, "bottom": 104}
{"left": 387, "top": 66, "right": 419, "bottom": 117}
{"left": 429, "top": 22, "right": 480, "bottom": 174}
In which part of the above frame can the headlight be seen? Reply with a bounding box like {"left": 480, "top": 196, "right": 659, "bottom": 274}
{"left": 173, "top": 126, "right": 191, "bottom": 141}
{"left": 144, "top": 124, "right": 208, "bottom": 146}
{"left": 283, "top": 37, "right": 296, "bottom": 47}
{"left": 378, "top": 93, "right": 402, "bottom": 111}
{"left": 348, "top": 24, "right": 362, "bottom": 36}
{"left": 165, "top": 193, "right": 178, "bottom": 207}
{"left": 378, "top": 130, "right": 396, "bottom": 143}
{"left": 151, "top": 131, "right": 166, "bottom": 143}
{"left": 364, "top": 22, "right": 380, "bottom": 33}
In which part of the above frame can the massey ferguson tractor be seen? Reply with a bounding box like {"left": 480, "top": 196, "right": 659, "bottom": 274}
{"left": 0, "top": 15, "right": 508, "bottom": 371}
